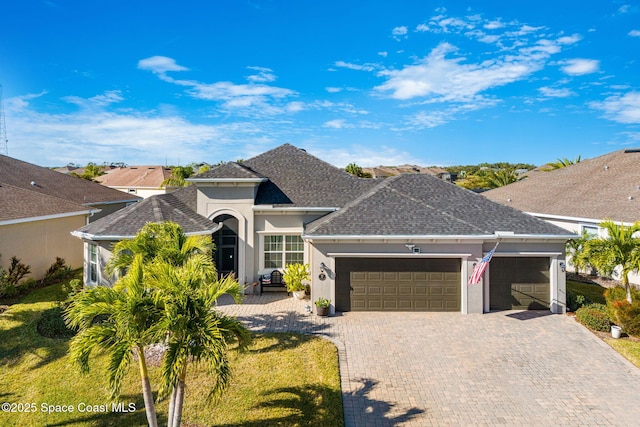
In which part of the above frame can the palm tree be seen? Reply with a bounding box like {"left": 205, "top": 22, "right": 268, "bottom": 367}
{"left": 105, "top": 222, "right": 214, "bottom": 276}
{"left": 161, "top": 166, "right": 194, "bottom": 188}
{"left": 147, "top": 255, "right": 251, "bottom": 427}
{"left": 484, "top": 168, "right": 522, "bottom": 189}
{"left": 543, "top": 155, "right": 581, "bottom": 171}
{"left": 65, "top": 255, "right": 161, "bottom": 427}
{"left": 579, "top": 220, "right": 640, "bottom": 303}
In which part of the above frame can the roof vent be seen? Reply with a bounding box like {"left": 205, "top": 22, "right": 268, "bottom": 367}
{"left": 629, "top": 196, "right": 634, "bottom": 201}
{"left": 604, "top": 166, "right": 609, "bottom": 170}
{"left": 30, "top": 181, "right": 36, "bottom": 186}
{"left": 624, "top": 148, "right": 640, "bottom": 153}
{"left": 507, "top": 198, "right": 512, "bottom": 202}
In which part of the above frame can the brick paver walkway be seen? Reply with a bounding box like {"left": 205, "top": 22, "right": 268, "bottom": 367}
{"left": 218, "top": 293, "right": 640, "bottom": 426}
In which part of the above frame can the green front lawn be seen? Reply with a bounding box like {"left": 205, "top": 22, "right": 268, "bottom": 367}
{"left": 0, "top": 283, "right": 343, "bottom": 427}
{"left": 605, "top": 338, "right": 640, "bottom": 368}
{"left": 566, "top": 280, "right": 606, "bottom": 304}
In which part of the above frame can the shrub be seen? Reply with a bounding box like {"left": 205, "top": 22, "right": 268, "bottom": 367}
{"left": 37, "top": 306, "right": 76, "bottom": 339}
{"left": 605, "top": 287, "right": 640, "bottom": 337}
{"left": 43, "top": 257, "right": 72, "bottom": 284}
{"left": 62, "top": 279, "right": 83, "bottom": 299}
{"left": 7, "top": 256, "right": 31, "bottom": 285}
{"left": 566, "top": 290, "right": 591, "bottom": 312}
{"left": 575, "top": 303, "right": 611, "bottom": 332}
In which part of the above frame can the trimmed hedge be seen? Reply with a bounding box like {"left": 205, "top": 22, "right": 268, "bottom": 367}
{"left": 575, "top": 303, "right": 611, "bottom": 332}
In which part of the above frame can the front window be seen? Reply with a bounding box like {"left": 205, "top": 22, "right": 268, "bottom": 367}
{"left": 264, "top": 235, "right": 304, "bottom": 269}
{"left": 89, "top": 244, "right": 98, "bottom": 284}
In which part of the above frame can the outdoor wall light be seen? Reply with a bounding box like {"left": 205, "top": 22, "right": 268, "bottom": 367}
{"left": 320, "top": 262, "right": 328, "bottom": 272}
{"left": 559, "top": 261, "right": 565, "bottom": 273}
{"left": 405, "top": 244, "right": 415, "bottom": 252}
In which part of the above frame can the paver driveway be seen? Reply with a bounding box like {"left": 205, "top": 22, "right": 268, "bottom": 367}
{"left": 218, "top": 294, "right": 640, "bottom": 426}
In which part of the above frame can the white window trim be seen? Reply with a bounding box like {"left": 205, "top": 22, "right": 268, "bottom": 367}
{"left": 260, "top": 234, "right": 306, "bottom": 272}
{"left": 88, "top": 243, "right": 99, "bottom": 285}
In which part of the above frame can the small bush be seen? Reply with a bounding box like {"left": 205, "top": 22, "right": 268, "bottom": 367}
{"left": 62, "top": 279, "right": 83, "bottom": 299}
{"left": 37, "top": 306, "right": 76, "bottom": 339}
{"left": 605, "top": 287, "right": 640, "bottom": 337}
{"left": 575, "top": 303, "right": 611, "bottom": 332}
{"left": 7, "top": 256, "right": 31, "bottom": 285}
{"left": 566, "top": 290, "right": 591, "bottom": 312}
{"left": 42, "top": 257, "right": 72, "bottom": 285}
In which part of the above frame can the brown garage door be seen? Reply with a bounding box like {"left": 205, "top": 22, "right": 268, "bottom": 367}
{"left": 335, "top": 258, "right": 461, "bottom": 312}
{"left": 490, "top": 257, "right": 550, "bottom": 310}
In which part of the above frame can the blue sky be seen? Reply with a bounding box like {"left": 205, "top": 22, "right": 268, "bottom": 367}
{"left": 1, "top": 1, "right": 639, "bottom": 167}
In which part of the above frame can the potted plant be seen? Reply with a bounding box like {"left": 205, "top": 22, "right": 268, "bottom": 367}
{"left": 315, "top": 297, "right": 331, "bottom": 316}
{"left": 283, "top": 263, "right": 310, "bottom": 300}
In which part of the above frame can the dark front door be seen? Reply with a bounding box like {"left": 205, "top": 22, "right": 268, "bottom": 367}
{"left": 213, "top": 225, "right": 237, "bottom": 277}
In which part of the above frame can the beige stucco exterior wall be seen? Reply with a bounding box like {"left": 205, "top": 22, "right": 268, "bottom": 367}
{"left": 0, "top": 214, "right": 87, "bottom": 280}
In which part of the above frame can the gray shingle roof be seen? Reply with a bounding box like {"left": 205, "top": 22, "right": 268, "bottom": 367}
{"left": 196, "top": 162, "right": 266, "bottom": 180}
{"left": 0, "top": 154, "right": 140, "bottom": 206}
{"left": 195, "top": 144, "right": 378, "bottom": 207}
{"left": 74, "top": 193, "right": 216, "bottom": 239}
{"left": 0, "top": 183, "right": 90, "bottom": 222}
{"left": 483, "top": 149, "right": 640, "bottom": 223}
{"left": 304, "top": 174, "right": 572, "bottom": 236}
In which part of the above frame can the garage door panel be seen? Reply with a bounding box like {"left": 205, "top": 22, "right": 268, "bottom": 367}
{"left": 383, "top": 286, "right": 398, "bottom": 295}
{"left": 429, "top": 272, "right": 444, "bottom": 281}
{"left": 414, "top": 286, "right": 428, "bottom": 296}
{"left": 490, "top": 257, "right": 550, "bottom": 311}
{"left": 398, "top": 286, "right": 412, "bottom": 296}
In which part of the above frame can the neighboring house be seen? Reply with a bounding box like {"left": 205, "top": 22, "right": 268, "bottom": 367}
{"left": 483, "top": 148, "right": 640, "bottom": 283}
{"left": 94, "top": 166, "right": 174, "bottom": 198}
{"left": 72, "top": 144, "right": 574, "bottom": 314}
{"left": 0, "top": 154, "right": 140, "bottom": 279}
{"left": 363, "top": 164, "right": 452, "bottom": 180}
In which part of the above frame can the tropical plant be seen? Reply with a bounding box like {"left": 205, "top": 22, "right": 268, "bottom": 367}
{"left": 105, "top": 222, "right": 213, "bottom": 276}
{"left": 315, "top": 297, "right": 331, "bottom": 308}
{"left": 65, "top": 255, "right": 162, "bottom": 427}
{"left": 105, "top": 221, "right": 246, "bottom": 426}
{"left": 71, "top": 162, "right": 105, "bottom": 181}
{"left": 484, "top": 168, "right": 523, "bottom": 188}
{"left": 566, "top": 230, "right": 593, "bottom": 274}
{"left": 543, "top": 155, "right": 581, "bottom": 171}
{"left": 283, "top": 263, "right": 310, "bottom": 292}
{"left": 345, "top": 162, "right": 372, "bottom": 178}
{"left": 577, "top": 220, "right": 640, "bottom": 303}
{"left": 147, "top": 258, "right": 250, "bottom": 427}
{"left": 161, "top": 166, "right": 194, "bottom": 188}
{"left": 605, "top": 286, "right": 640, "bottom": 336}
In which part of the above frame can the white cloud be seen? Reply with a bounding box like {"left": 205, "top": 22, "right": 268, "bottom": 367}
{"left": 325, "top": 87, "right": 342, "bottom": 93}
{"left": 629, "top": 30, "right": 640, "bottom": 37}
{"left": 392, "top": 26, "right": 408, "bottom": 40}
{"left": 557, "top": 34, "right": 582, "bottom": 45}
{"left": 618, "top": 4, "right": 630, "bottom": 14}
{"left": 63, "top": 90, "right": 124, "bottom": 109}
{"left": 139, "top": 56, "right": 298, "bottom": 115}
{"left": 323, "top": 119, "right": 347, "bottom": 129}
{"left": 539, "top": 86, "right": 574, "bottom": 98}
{"left": 374, "top": 42, "right": 545, "bottom": 102}
{"left": 484, "top": 20, "right": 504, "bottom": 30}
{"left": 334, "top": 60, "right": 377, "bottom": 72}
{"left": 312, "top": 145, "right": 424, "bottom": 168}
{"left": 590, "top": 91, "right": 640, "bottom": 124}
{"left": 416, "top": 23, "right": 429, "bottom": 32}
{"left": 560, "top": 58, "right": 600, "bottom": 75}
{"left": 137, "top": 56, "right": 189, "bottom": 74}
{"left": 245, "top": 66, "right": 277, "bottom": 83}
{"left": 378, "top": 51, "right": 388, "bottom": 57}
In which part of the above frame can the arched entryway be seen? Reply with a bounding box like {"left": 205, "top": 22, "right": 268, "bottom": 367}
{"left": 212, "top": 214, "right": 239, "bottom": 278}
